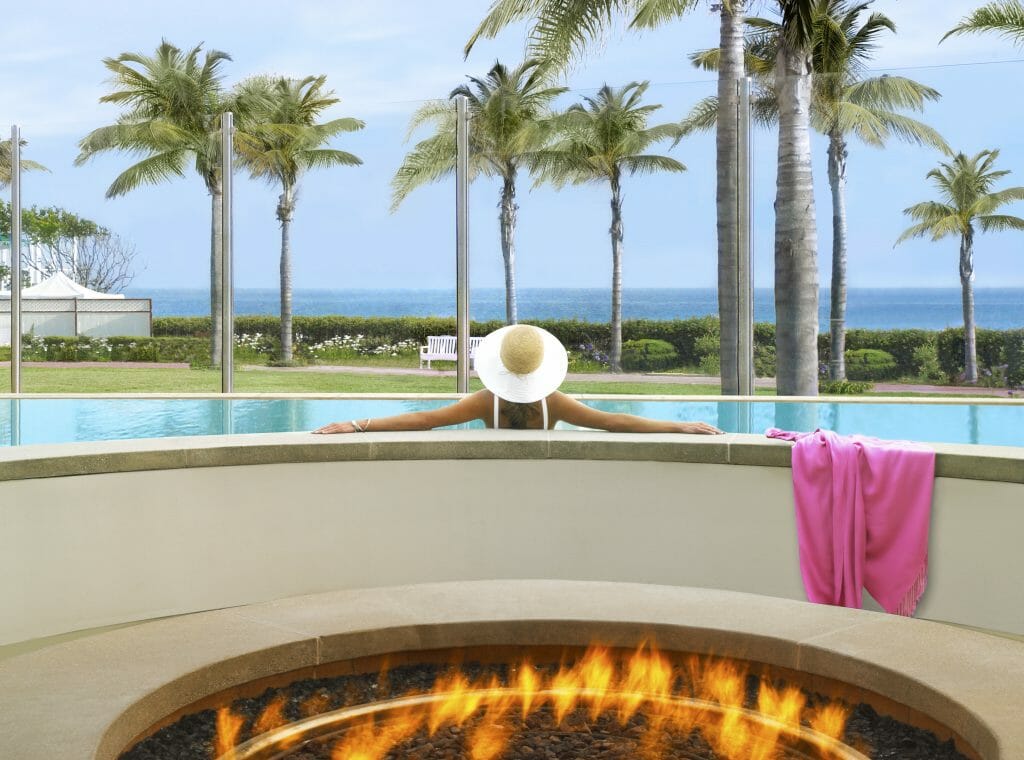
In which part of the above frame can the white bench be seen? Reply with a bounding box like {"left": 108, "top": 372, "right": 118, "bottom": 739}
{"left": 419, "top": 335, "right": 484, "bottom": 369}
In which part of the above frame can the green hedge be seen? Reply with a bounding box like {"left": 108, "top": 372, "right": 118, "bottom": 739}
{"left": 1006, "top": 330, "right": 1024, "bottom": 389}
{"left": 935, "top": 327, "right": 1006, "bottom": 379}
{"left": 844, "top": 349, "right": 899, "bottom": 381}
{"left": 818, "top": 329, "right": 934, "bottom": 377}
{"left": 12, "top": 335, "right": 209, "bottom": 364}
{"left": 148, "top": 315, "right": 1022, "bottom": 382}
{"left": 621, "top": 339, "right": 679, "bottom": 372}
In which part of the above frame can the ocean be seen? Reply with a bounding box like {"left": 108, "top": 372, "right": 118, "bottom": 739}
{"left": 126, "top": 287, "right": 1024, "bottom": 331}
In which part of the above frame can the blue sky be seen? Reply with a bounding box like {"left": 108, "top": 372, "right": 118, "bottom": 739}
{"left": 2, "top": 0, "right": 1023, "bottom": 290}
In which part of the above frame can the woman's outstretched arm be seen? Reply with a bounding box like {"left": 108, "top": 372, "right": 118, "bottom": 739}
{"left": 313, "top": 391, "right": 490, "bottom": 434}
{"left": 548, "top": 392, "right": 722, "bottom": 434}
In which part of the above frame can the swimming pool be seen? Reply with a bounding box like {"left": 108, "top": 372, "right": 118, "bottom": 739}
{"left": 1, "top": 397, "right": 1022, "bottom": 447}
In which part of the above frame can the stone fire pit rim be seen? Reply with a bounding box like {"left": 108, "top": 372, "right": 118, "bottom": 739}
{"left": 1, "top": 580, "right": 1022, "bottom": 760}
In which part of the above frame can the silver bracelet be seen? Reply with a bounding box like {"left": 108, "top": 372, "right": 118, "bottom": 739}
{"left": 364, "top": 418, "right": 372, "bottom": 431}
{"left": 350, "top": 419, "right": 365, "bottom": 433}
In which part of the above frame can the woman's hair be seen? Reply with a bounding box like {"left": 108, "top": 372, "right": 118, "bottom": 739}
{"left": 501, "top": 400, "right": 541, "bottom": 429}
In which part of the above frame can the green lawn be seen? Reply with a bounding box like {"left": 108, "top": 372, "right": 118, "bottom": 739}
{"left": 0, "top": 364, "right": 1011, "bottom": 398}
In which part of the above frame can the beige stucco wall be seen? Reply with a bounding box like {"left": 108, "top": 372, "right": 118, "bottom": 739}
{"left": 1, "top": 433, "right": 1021, "bottom": 645}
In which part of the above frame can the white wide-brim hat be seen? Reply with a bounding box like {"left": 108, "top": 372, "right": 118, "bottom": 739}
{"left": 475, "top": 324, "right": 568, "bottom": 403}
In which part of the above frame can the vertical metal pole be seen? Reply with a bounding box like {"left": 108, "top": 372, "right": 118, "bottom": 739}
{"left": 10, "top": 398, "right": 20, "bottom": 446}
{"left": 454, "top": 95, "right": 471, "bottom": 394}
{"left": 10, "top": 126, "right": 22, "bottom": 394}
{"left": 736, "top": 78, "right": 754, "bottom": 396}
{"left": 220, "top": 113, "right": 234, "bottom": 393}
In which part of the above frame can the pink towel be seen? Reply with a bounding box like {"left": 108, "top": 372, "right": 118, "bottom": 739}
{"left": 766, "top": 428, "right": 935, "bottom": 616}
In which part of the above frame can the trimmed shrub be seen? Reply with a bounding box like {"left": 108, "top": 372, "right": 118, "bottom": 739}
{"left": 820, "top": 379, "right": 873, "bottom": 395}
{"left": 818, "top": 329, "right": 933, "bottom": 377}
{"left": 1005, "top": 330, "right": 1024, "bottom": 389}
{"left": 694, "top": 333, "right": 720, "bottom": 375}
{"left": 912, "top": 343, "right": 944, "bottom": 383}
{"left": 844, "top": 349, "right": 898, "bottom": 381}
{"left": 621, "top": 339, "right": 679, "bottom": 372}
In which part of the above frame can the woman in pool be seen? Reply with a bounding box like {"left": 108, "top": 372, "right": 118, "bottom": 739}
{"left": 313, "top": 325, "right": 722, "bottom": 435}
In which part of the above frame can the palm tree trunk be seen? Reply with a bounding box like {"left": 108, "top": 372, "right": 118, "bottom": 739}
{"left": 717, "top": 0, "right": 746, "bottom": 395}
{"left": 609, "top": 171, "right": 624, "bottom": 372}
{"left": 499, "top": 172, "right": 518, "bottom": 325}
{"left": 278, "top": 185, "right": 296, "bottom": 362}
{"left": 210, "top": 181, "right": 223, "bottom": 367}
{"left": 774, "top": 42, "right": 820, "bottom": 397}
{"left": 827, "top": 132, "right": 849, "bottom": 381}
{"left": 960, "top": 227, "right": 978, "bottom": 383}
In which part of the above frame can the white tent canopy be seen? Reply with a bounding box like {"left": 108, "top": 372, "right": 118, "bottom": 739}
{"left": 0, "top": 271, "right": 125, "bottom": 299}
{"left": 1, "top": 272, "right": 150, "bottom": 344}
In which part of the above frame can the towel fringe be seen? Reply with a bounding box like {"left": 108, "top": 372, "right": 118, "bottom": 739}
{"left": 895, "top": 556, "right": 929, "bottom": 617}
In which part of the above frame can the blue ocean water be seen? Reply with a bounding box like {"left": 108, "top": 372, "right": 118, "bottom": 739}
{"left": 126, "top": 287, "right": 1024, "bottom": 331}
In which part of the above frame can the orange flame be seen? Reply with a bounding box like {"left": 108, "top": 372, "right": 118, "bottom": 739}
{"left": 214, "top": 707, "right": 245, "bottom": 759}
{"left": 214, "top": 643, "right": 855, "bottom": 760}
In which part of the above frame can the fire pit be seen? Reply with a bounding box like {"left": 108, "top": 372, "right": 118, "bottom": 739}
{"left": 119, "top": 641, "right": 975, "bottom": 760}
{"left": 1, "top": 581, "right": 1020, "bottom": 759}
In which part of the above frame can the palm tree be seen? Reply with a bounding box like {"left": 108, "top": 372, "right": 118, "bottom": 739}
{"left": 896, "top": 150, "right": 1024, "bottom": 383}
{"left": 689, "top": 1, "right": 949, "bottom": 380}
{"left": 392, "top": 59, "right": 566, "bottom": 324}
{"left": 532, "top": 82, "right": 685, "bottom": 371}
{"left": 717, "top": 1, "right": 748, "bottom": 395}
{"left": 0, "top": 139, "right": 48, "bottom": 187}
{"left": 75, "top": 41, "right": 234, "bottom": 365}
{"left": 943, "top": 1, "right": 1024, "bottom": 47}
{"left": 467, "top": 1, "right": 763, "bottom": 393}
{"left": 470, "top": 0, "right": 821, "bottom": 393}
{"left": 234, "top": 75, "right": 364, "bottom": 362}
{"left": 771, "top": 0, "right": 821, "bottom": 396}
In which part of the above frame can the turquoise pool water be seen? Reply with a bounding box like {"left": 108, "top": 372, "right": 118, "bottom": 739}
{"left": 1, "top": 398, "right": 1022, "bottom": 447}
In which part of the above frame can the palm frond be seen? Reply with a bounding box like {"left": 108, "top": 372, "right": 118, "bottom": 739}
{"left": 942, "top": 0, "right": 1024, "bottom": 47}
{"left": 844, "top": 75, "right": 941, "bottom": 112}
{"left": 830, "top": 102, "right": 949, "bottom": 151}
{"left": 0, "top": 140, "right": 49, "bottom": 186}
{"left": 391, "top": 133, "right": 458, "bottom": 211}
{"left": 679, "top": 95, "right": 719, "bottom": 134}
{"left": 902, "top": 199, "right": 957, "bottom": 222}
{"left": 105, "top": 150, "right": 189, "bottom": 198}
{"left": 405, "top": 100, "right": 456, "bottom": 141}
{"left": 972, "top": 185, "right": 1024, "bottom": 215}
{"left": 976, "top": 213, "right": 1024, "bottom": 233}
{"left": 621, "top": 153, "right": 686, "bottom": 175}
{"left": 465, "top": 0, "right": 546, "bottom": 57}
{"left": 629, "top": 0, "right": 698, "bottom": 29}
{"left": 298, "top": 149, "right": 363, "bottom": 171}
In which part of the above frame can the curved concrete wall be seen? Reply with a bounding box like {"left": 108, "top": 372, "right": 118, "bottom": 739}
{"left": 1, "top": 431, "right": 1022, "bottom": 645}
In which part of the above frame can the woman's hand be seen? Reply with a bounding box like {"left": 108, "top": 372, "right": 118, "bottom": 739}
{"left": 312, "top": 421, "right": 361, "bottom": 434}
{"left": 677, "top": 421, "right": 724, "bottom": 435}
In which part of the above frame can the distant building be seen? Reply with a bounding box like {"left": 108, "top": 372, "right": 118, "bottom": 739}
{"left": 0, "top": 272, "right": 152, "bottom": 345}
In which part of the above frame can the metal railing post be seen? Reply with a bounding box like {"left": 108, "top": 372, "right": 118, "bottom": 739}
{"left": 10, "top": 126, "right": 22, "bottom": 394}
{"left": 10, "top": 398, "right": 19, "bottom": 445}
{"left": 220, "top": 113, "right": 234, "bottom": 393}
{"left": 736, "top": 78, "right": 754, "bottom": 396}
{"left": 454, "top": 95, "right": 471, "bottom": 394}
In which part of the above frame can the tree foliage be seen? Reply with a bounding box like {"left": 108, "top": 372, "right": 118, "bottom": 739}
{"left": 391, "top": 59, "right": 565, "bottom": 210}
{"left": 233, "top": 75, "right": 364, "bottom": 199}
{"left": 465, "top": 0, "right": 700, "bottom": 67}
{"left": 943, "top": 0, "right": 1024, "bottom": 48}
{"left": 0, "top": 139, "right": 49, "bottom": 188}
{"left": 896, "top": 150, "right": 1024, "bottom": 245}
{"left": 530, "top": 82, "right": 685, "bottom": 187}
